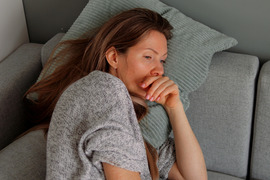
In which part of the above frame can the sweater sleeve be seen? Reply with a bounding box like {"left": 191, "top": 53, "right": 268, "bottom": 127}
{"left": 157, "top": 137, "right": 176, "bottom": 179}
{"left": 78, "top": 86, "right": 148, "bottom": 174}
{"left": 46, "top": 71, "right": 149, "bottom": 180}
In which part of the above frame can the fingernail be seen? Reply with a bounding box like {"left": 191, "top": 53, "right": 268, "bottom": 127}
{"left": 150, "top": 97, "right": 154, "bottom": 101}
{"left": 141, "top": 83, "right": 146, "bottom": 88}
{"left": 146, "top": 95, "right": 150, "bottom": 100}
{"left": 156, "top": 97, "right": 160, "bottom": 101}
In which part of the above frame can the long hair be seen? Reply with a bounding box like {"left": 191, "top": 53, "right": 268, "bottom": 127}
{"left": 25, "top": 8, "right": 173, "bottom": 179}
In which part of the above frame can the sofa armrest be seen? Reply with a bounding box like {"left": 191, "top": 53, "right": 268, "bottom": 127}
{"left": 0, "top": 130, "right": 46, "bottom": 179}
{"left": 250, "top": 61, "right": 270, "bottom": 180}
{"left": 186, "top": 51, "right": 259, "bottom": 178}
{"left": 0, "top": 43, "right": 43, "bottom": 150}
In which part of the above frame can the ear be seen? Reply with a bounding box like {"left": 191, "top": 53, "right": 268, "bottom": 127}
{"left": 106, "top": 46, "right": 119, "bottom": 69}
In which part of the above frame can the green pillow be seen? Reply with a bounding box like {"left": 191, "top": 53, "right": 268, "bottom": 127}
{"left": 36, "top": 0, "right": 237, "bottom": 148}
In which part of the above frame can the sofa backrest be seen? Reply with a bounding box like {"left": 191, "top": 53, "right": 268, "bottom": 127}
{"left": 161, "top": 0, "right": 270, "bottom": 62}
{"left": 186, "top": 52, "right": 259, "bottom": 178}
{"left": 250, "top": 61, "right": 270, "bottom": 179}
{"left": 23, "top": 0, "right": 88, "bottom": 44}
{"left": 23, "top": 0, "right": 270, "bottom": 62}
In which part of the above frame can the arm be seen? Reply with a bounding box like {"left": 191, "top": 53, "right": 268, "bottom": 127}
{"left": 103, "top": 162, "right": 141, "bottom": 180}
{"left": 165, "top": 101, "right": 207, "bottom": 180}
{"left": 142, "top": 76, "right": 207, "bottom": 180}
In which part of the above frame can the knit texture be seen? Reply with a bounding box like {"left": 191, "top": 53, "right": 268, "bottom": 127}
{"left": 34, "top": 0, "right": 237, "bottom": 148}
{"left": 46, "top": 71, "right": 175, "bottom": 179}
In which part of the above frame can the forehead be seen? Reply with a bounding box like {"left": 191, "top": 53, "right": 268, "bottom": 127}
{"left": 131, "top": 30, "right": 168, "bottom": 53}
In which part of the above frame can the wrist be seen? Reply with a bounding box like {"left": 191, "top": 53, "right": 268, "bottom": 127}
{"left": 165, "top": 101, "right": 187, "bottom": 128}
{"left": 164, "top": 100, "right": 184, "bottom": 115}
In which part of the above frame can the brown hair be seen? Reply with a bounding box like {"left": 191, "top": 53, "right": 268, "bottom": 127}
{"left": 25, "top": 8, "right": 173, "bottom": 179}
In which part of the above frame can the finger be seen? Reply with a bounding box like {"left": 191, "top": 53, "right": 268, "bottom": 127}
{"left": 149, "top": 79, "right": 174, "bottom": 101}
{"left": 140, "top": 76, "right": 162, "bottom": 89}
{"left": 156, "top": 83, "right": 179, "bottom": 101}
{"left": 147, "top": 76, "right": 169, "bottom": 95}
{"left": 143, "top": 76, "right": 169, "bottom": 100}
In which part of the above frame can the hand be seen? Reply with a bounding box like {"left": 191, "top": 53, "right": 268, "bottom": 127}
{"left": 140, "top": 76, "right": 181, "bottom": 109}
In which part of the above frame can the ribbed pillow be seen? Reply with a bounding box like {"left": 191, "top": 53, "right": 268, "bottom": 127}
{"left": 35, "top": 0, "right": 237, "bottom": 148}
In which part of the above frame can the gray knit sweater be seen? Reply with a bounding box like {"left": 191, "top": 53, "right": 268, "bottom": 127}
{"left": 46, "top": 71, "right": 175, "bottom": 180}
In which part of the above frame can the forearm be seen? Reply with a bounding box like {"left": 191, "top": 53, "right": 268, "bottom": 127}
{"left": 165, "top": 102, "right": 207, "bottom": 180}
{"left": 103, "top": 163, "right": 141, "bottom": 180}
{"left": 140, "top": 75, "right": 207, "bottom": 178}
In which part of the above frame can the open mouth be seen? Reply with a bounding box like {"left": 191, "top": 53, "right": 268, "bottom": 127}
{"left": 141, "top": 83, "right": 152, "bottom": 93}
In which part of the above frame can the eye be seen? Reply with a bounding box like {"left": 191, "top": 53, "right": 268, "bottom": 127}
{"left": 160, "top": 60, "right": 166, "bottom": 64}
{"left": 144, "top": 56, "right": 152, "bottom": 60}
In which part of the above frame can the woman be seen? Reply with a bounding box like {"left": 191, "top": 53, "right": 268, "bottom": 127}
{"left": 26, "top": 8, "right": 207, "bottom": 180}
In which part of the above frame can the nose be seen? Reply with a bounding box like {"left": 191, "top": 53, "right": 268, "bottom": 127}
{"left": 150, "top": 62, "right": 164, "bottom": 76}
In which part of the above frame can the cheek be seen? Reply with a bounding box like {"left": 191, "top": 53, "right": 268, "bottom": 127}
{"left": 128, "top": 63, "right": 148, "bottom": 84}
{"left": 131, "top": 58, "right": 149, "bottom": 74}
{"left": 128, "top": 66, "right": 149, "bottom": 97}
{"left": 121, "top": 56, "right": 149, "bottom": 95}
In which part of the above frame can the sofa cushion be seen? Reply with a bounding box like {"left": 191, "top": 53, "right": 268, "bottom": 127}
{"left": 41, "top": 33, "right": 65, "bottom": 67}
{"left": 208, "top": 171, "right": 244, "bottom": 180}
{"left": 0, "top": 43, "right": 43, "bottom": 150}
{"left": 250, "top": 61, "right": 270, "bottom": 180}
{"left": 0, "top": 130, "right": 46, "bottom": 180}
{"left": 34, "top": 0, "right": 237, "bottom": 148}
{"left": 186, "top": 52, "right": 259, "bottom": 178}
{"left": 0, "top": 129, "right": 245, "bottom": 180}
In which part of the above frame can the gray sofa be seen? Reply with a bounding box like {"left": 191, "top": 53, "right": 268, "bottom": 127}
{"left": 1, "top": 32, "right": 270, "bottom": 179}
{"left": 1, "top": 0, "right": 270, "bottom": 179}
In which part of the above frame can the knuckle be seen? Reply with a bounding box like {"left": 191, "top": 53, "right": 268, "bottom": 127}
{"left": 169, "top": 79, "right": 176, "bottom": 85}
{"left": 164, "top": 76, "right": 169, "bottom": 80}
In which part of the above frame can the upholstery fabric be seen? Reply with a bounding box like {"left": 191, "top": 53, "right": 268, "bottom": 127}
{"left": 0, "top": 43, "right": 43, "bottom": 150}
{"left": 207, "top": 171, "right": 244, "bottom": 180}
{"left": 186, "top": 52, "right": 259, "bottom": 178}
{"left": 0, "top": 130, "right": 46, "bottom": 180}
{"left": 250, "top": 61, "right": 270, "bottom": 180}
{"left": 41, "top": 33, "right": 65, "bottom": 67}
{"left": 0, "top": 129, "right": 246, "bottom": 180}
{"left": 0, "top": 42, "right": 262, "bottom": 179}
{"left": 34, "top": 0, "right": 237, "bottom": 148}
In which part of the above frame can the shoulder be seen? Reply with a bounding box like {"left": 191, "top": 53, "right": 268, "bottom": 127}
{"left": 54, "top": 71, "right": 132, "bottom": 117}
{"left": 83, "top": 70, "right": 126, "bottom": 91}
{"left": 61, "top": 70, "right": 130, "bottom": 103}
{"left": 75, "top": 70, "right": 127, "bottom": 96}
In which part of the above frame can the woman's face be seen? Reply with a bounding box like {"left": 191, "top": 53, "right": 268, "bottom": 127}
{"left": 112, "top": 30, "right": 168, "bottom": 99}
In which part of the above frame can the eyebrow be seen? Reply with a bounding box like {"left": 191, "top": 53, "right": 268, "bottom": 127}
{"left": 146, "top": 48, "right": 167, "bottom": 56}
